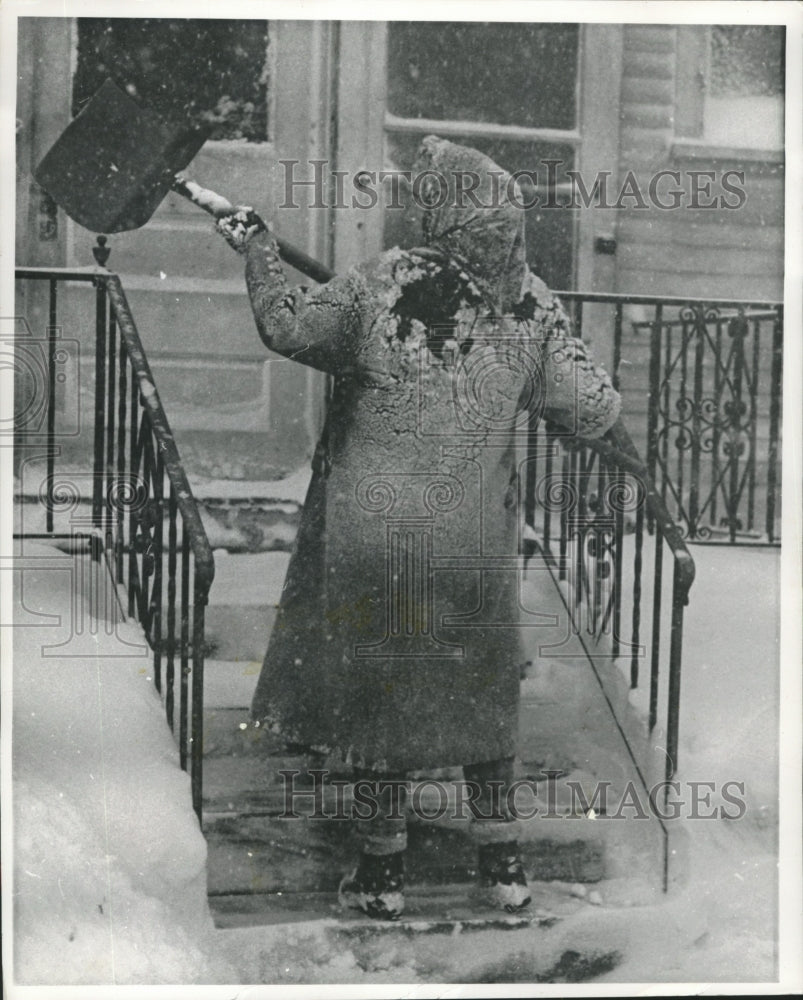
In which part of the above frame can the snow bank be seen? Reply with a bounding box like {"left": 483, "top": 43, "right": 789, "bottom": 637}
{"left": 11, "top": 542, "right": 236, "bottom": 985}
{"left": 609, "top": 539, "right": 780, "bottom": 981}
{"left": 615, "top": 538, "right": 780, "bottom": 815}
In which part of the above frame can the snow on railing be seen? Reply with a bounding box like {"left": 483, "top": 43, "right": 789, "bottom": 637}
{"left": 15, "top": 247, "right": 215, "bottom": 824}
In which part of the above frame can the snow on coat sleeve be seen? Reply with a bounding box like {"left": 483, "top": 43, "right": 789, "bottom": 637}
{"left": 516, "top": 269, "right": 621, "bottom": 440}
{"left": 244, "top": 230, "right": 363, "bottom": 375}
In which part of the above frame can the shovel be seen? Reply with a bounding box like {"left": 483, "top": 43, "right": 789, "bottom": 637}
{"left": 35, "top": 78, "right": 334, "bottom": 284}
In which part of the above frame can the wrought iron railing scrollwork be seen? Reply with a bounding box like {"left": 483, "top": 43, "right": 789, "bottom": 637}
{"left": 558, "top": 291, "right": 783, "bottom": 544}
{"left": 15, "top": 261, "right": 214, "bottom": 823}
{"left": 647, "top": 302, "right": 782, "bottom": 543}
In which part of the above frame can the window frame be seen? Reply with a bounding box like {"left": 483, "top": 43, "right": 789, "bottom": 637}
{"left": 334, "top": 21, "right": 624, "bottom": 295}
{"left": 674, "top": 24, "right": 785, "bottom": 161}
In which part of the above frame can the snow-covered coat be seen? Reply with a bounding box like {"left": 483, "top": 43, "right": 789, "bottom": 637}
{"left": 247, "top": 136, "right": 620, "bottom": 771}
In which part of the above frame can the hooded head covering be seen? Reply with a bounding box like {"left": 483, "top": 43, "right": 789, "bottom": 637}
{"left": 410, "top": 135, "right": 527, "bottom": 312}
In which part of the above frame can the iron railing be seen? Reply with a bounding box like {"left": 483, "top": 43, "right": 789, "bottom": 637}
{"left": 14, "top": 253, "right": 214, "bottom": 822}
{"left": 557, "top": 292, "right": 783, "bottom": 544}
{"left": 523, "top": 417, "right": 696, "bottom": 889}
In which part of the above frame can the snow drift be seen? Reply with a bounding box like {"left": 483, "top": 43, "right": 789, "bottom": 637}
{"left": 11, "top": 541, "right": 235, "bottom": 984}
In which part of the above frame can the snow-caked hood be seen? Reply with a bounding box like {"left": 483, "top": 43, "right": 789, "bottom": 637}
{"left": 411, "top": 135, "right": 527, "bottom": 312}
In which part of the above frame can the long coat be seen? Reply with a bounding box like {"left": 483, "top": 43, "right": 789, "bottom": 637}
{"left": 247, "top": 137, "right": 620, "bottom": 772}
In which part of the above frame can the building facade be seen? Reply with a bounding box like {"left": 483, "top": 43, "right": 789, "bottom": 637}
{"left": 16, "top": 19, "right": 785, "bottom": 482}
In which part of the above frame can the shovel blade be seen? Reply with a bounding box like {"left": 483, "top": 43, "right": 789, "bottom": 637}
{"left": 35, "top": 79, "right": 209, "bottom": 234}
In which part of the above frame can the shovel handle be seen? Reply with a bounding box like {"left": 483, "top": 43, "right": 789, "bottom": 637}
{"left": 172, "top": 175, "right": 335, "bottom": 285}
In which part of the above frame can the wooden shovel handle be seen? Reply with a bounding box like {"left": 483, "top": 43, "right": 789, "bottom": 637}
{"left": 172, "top": 175, "right": 335, "bottom": 285}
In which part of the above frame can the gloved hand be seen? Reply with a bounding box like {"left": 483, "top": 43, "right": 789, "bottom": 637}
{"left": 215, "top": 206, "right": 268, "bottom": 253}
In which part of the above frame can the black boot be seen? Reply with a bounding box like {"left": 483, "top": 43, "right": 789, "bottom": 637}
{"left": 338, "top": 850, "right": 405, "bottom": 920}
{"left": 477, "top": 841, "right": 531, "bottom": 913}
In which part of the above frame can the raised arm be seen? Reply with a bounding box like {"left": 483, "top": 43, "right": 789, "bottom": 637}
{"left": 217, "top": 210, "right": 362, "bottom": 375}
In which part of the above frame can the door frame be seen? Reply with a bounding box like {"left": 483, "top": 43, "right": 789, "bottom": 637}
{"left": 333, "top": 21, "right": 623, "bottom": 293}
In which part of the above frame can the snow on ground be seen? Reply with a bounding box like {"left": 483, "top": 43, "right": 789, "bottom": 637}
{"left": 188, "top": 466, "right": 312, "bottom": 505}
{"left": 615, "top": 537, "right": 780, "bottom": 813}
{"left": 200, "top": 537, "right": 784, "bottom": 985}
{"left": 608, "top": 540, "right": 781, "bottom": 981}
{"left": 11, "top": 541, "right": 237, "bottom": 985}
{"left": 8, "top": 532, "right": 786, "bottom": 987}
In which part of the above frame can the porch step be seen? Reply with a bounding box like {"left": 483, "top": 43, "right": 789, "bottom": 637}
{"left": 200, "top": 557, "right": 668, "bottom": 912}
{"left": 209, "top": 882, "right": 579, "bottom": 931}
{"left": 191, "top": 471, "right": 309, "bottom": 554}
{"left": 205, "top": 551, "right": 290, "bottom": 660}
{"left": 202, "top": 802, "right": 608, "bottom": 896}
{"left": 50, "top": 279, "right": 320, "bottom": 480}
{"left": 208, "top": 882, "right": 652, "bottom": 984}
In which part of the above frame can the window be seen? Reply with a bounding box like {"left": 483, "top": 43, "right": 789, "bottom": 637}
{"left": 386, "top": 21, "right": 578, "bottom": 129}
{"left": 676, "top": 25, "right": 785, "bottom": 152}
{"left": 73, "top": 19, "right": 270, "bottom": 141}
{"left": 382, "top": 22, "right": 581, "bottom": 290}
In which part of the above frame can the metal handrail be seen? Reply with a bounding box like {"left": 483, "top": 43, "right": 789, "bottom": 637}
{"left": 555, "top": 289, "right": 780, "bottom": 309}
{"left": 14, "top": 262, "right": 214, "bottom": 822}
{"left": 15, "top": 265, "right": 214, "bottom": 596}
{"left": 524, "top": 409, "right": 697, "bottom": 890}
{"left": 589, "top": 419, "right": 696, "bottom": 600}
{"left": 553, "top": 289, "right": 783, "bottom": 544}
{"left": 102, "top": 275, "right": 215, "bottom": 595}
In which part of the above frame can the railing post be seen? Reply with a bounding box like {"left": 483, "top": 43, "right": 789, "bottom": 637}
{"left": 191, "top": 583, "right": 207, "bottom": 825}
{"left": 630, "top": 491, "right": 645, "bottom": 688}
{"left": 664, "top": 564, "right": 686, "bottom": 790}
{"left": 524, "top": 408, "right": 539, "bottom": 559}
{"left": 611, "top": 464, "right": 624, "bottom": 659}
{"left": 646, "top": 304, "right": 663, "bottom": 525}
{"left": 688, "top": 308, "right": 706, "bottom": 536}
{"left": 766, "top": 306, "right": 783, "bottom": 542}
{"left": 116, "top": 337, "right": 128, "bottom": 582}
{"left": 612, "top": 301, "right": 623, "bottom": 392}
{"left": 92, "top": 278, "right": 107, "bottom": 534}
{"left": 649, "top": 526, "right": 664, "bottom": 733}
{"left": 746, "top": 318, "right": 761, "bottom": 532}
{"left": 45, "top": 278, "right": 58, "bottom": 534}
{"left": 179, "top": 528, "right": 191, "bottom": 772}
{"left": 91, "top": 237, "right": 112, "bottom": 535}
{"left": 726, "top": 313, "right": 747, "bottom": 543}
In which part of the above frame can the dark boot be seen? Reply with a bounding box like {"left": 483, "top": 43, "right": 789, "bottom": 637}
{"left": 477, "top": 841, "right": 531, "bottom": 913}
{"left": 338, "top": 850, "right": 405, "bottom": 920}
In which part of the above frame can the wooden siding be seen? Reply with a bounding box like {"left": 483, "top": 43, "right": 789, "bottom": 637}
{"left": 615, "top": 25, "right": 784, "bottom": 303}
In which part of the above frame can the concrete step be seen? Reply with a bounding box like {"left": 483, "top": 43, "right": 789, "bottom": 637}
{"left": 191, "top": 474, "right": 308, "bottom": 554}
{"left": 199, "top": 749, "right": 667, "bottom": 896}
{"left": 52, "top": 280, "right": 319, "bottom": 480}
{"left": 205, "top": 552, "right": 290, "bottom": 659}
{"left": 208, "top": 878, "right": 687, "bottom": 984}
{"left": 203, "top": 806, "right": 607, "bottom": 896}
{"left": 200, "top": 563, "right": 671, "bottom": 905}
{"left": 209, "top": 882, "right": 577, "bottom": 931}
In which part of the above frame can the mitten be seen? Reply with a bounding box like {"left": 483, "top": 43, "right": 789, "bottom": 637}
{"left": 216, "top": 206, "right": 268, "bottom": 254}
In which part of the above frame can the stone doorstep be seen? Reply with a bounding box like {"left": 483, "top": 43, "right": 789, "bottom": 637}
{"left": 200, "top": 746, "right": 667, "bottom": 896}
{"left": 202, "top": 754, "right": 636, "bottom": 825}
{"left": 209, "top": 869, "right": 709, "bottom": 985}
{"left": 201, "top": 503, "right": 299, "bottom": 554}
{"left": 14, "top": 489, "right": 302, "bottom": 563}
{"left": 208, "top": 884, "right": 639, "bottom": 984}
{"left": 204, "top": 551, "right": 290, "bottom": 660}
{"left": 201, "top": 777, "right": 664, "bottom": 894}
{"left": 209, "top": 881, "right": 581, "bottom": 932}
{"left": 203, "top": 815, "right": 608, "bottom": 896}
{"left": 204, "top": 609, "right": 275, "bottom": 663}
